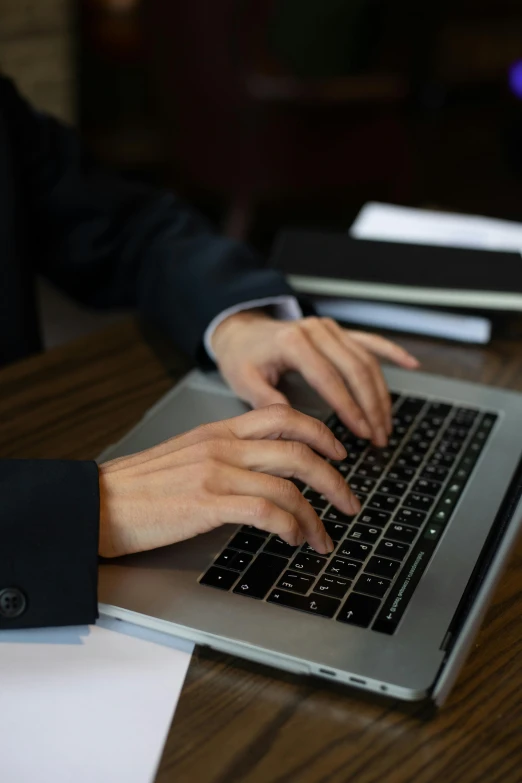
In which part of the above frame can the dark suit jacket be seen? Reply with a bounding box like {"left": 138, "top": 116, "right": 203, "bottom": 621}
{"left": 0, "top": 77, "right": 293, "bottom": 629}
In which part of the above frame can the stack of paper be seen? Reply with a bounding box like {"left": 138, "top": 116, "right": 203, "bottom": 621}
{"left": 311, "top": 202, "right": 522, "bottom": 344}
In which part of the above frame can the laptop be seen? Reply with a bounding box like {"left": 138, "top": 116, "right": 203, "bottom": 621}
{"left": 97, "top": 366, "right": 522, "bottom": 705}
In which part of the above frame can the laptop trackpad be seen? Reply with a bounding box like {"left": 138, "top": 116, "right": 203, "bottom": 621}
{"left": 99, "top": 386, "right": 251, "bottom": 460}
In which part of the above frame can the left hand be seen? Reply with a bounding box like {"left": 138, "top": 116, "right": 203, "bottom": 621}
{"left": 211, "top": 311, "right": 419, "bottom": 448}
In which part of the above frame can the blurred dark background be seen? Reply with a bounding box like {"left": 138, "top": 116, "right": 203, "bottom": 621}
{"left": 2, "top": 0, "right": 522, "bottom": 341}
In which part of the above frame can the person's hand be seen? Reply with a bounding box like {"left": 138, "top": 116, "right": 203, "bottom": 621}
{"left": 98, "top": 405, "right": 360, "bottom": 558}
{"left": 211, "top": 312, "right": 419, "bottom": 447}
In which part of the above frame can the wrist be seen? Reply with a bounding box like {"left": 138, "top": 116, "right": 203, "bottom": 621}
{"left": 211, "top": 308, "right": 272, "bottom": 357}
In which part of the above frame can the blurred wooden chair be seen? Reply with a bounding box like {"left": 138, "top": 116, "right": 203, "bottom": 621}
{"left": 144, "top": 0, "right": 414, "bottom": 239}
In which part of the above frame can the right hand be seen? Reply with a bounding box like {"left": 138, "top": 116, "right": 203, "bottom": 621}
{"left": 98, "top": 404, "right": 361, "bottom": 558}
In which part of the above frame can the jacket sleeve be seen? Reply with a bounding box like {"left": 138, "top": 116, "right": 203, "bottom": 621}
{"left": 0, "top": 460, "right": 100, "bottom": 629}
{"left": 5, "top": 78, "right": 294, "bottom": 364}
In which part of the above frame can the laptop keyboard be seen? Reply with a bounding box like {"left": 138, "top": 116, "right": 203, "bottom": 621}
{"left": 199, "top": 394, "right": 497, "bottom": 634}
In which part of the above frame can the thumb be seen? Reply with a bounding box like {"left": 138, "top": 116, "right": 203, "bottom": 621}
{"left": 232, "top": 364, "right": 290, "bottom": 409}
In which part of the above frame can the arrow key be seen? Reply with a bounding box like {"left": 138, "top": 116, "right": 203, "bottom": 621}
{"left": 337, "top": 592, "right": 381, "bottom": 628}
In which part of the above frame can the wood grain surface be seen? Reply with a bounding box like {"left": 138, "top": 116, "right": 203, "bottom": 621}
{"left": 1, "top": 319, "right": 522, "bottom": 783}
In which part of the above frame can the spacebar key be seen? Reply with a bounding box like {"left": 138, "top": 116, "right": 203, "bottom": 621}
{"left": 233, "top": 553, "right": 287, "bottom": 599}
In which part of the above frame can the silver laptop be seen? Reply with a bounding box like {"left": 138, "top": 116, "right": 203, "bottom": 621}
{"left": 97, "top": 367, "right": 522, "bottom": 705}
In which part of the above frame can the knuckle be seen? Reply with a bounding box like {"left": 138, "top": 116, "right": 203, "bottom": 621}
{"left": 250, "top": 497, "right": 274, "bottom": 521}
{"left": 279, "top": 323, "right": 303, "bottom": 348}
{"left": 321, "top": 317, "right": 337, "bottom": 329}
{"left": 279, "top": 477, "right": 302, "bottom": 503}
{"left": 280, "top": 512, "right": 297, "bottom": 539}
{"left": 200, "top": 458, "right": 222, "bottom": 489}
{"left": 287, "top": 440, "right": 310, "bottom": 463}
{"left": 266, "top": 402, "right": 292, "bottom": 423}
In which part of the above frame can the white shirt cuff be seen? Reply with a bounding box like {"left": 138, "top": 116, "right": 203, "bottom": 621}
{"left": 204, "top": 295, "right": 302, "bottom": 361}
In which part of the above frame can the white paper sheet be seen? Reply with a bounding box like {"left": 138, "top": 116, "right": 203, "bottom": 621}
{"left": 351, "top": 201, "right": 522, "bottom": 253}
{"left": 0, "top": 615, "right": 194, "bottom": 783}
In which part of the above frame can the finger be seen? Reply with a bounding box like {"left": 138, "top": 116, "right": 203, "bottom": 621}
{"left": 214, "top": 495, "right": 303, "bottom": 547}
{"left": 219, "top": 438, "right": 359, "bottom": 515}
{"left": 227, "top": 362, "right": 290, "bottom": 409}
{"left": 226, "top": 405, "right": 347, "bottom": 461}
{"left": 302, "top": 318, "right": 388, "bottom": 446}
{"left": 324, "top": 319, "right": 393, "bottom": 438}
{"left": 214, "top": 466, "right": 334, "bottom": 553}
{"left": 278, "top": 327, "right": 373, "bottom": 441}
{"left": 346, "top": 330, "right": 420, "bottom": 368}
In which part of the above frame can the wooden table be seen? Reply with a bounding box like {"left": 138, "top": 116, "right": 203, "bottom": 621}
{"left": 2, "top": 319, "right": 522, "bottom": 783}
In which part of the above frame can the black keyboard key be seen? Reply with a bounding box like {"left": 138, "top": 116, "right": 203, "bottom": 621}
{"left": 347, "top": 524, "right": 381, "bottom": 544}
{"left": 214, "top": 548, "right": 240, "bottom": 569}
{"left": 429, "top": 452, "right": 457, "bottom": 467}
{"left": 349, "top": 475, "right": 377, "bottom": 493}
{"left": 368, "top": 493, "right": 400, "bottom": 512}
{"left": 365, "top": 556, "right": 400, "bottom": 579}
{"left": 413, "top": 479, "right": 442, "bottom": 497}
{"left": 277, "top": 570, "right": 315, "bottom": 594}
{"left": 336, "top": 461, "right": 354, "bottom": 479}
{"left": 365, "top": 448, "right": 393, "bottom": 465}
{"left": 386, "top": 523, "right": 418, "bottom": 544}
{"left": 453, "top": 407, "right": 478, "bottom": 423}
{"left": 337, "top": 593, "right": 381, "bottom": 628}
{"left": 481, "top": 413, "right": 497, "bottom": 431}
{"left": 377, "top": 479, "right": 408, "bottom": 497}
{"left": 437, "top": 439, "right": 463, "bottom": 455}
{"left": 426, "top": 402, "right": 452, "bottom": 418}
{"left": 445, "top": 425, "right": 470, "bottom": 440}
{"left": 337, "top": 540, "right": 373, "bottom": 561}
{"left": 403, "top": 493, "right": 435, "bottom": 512}
{"left": 301, "top": 542, "right": 334, "bottom": 558}
{"left": 353, "top": 491, "right": 368, "bottom": 506}
{"left": 323, "top": 520, "right": 349, "bottom": 541}
{"left": 268, "top": 589, "right": 340, "bottom": 618}
{"left": 229, "top": 532, "right": 266, "bottom": 554}
{"left": 386, "top": 465, "right": 416, "bottom": 482}
{"left": 323, "top": 508, "right": 354, "bottom": 525}
{"left": 326, "top": 557, "right": 362, "bottom": 579}
{"left": 264, "top": 536, "right": 298, "bottom": 558}
{"left": 387, "top": 435, "right": 403, "bottom": 449}
{"left": 403, "top": 441, "right": 431, "bottom": 455}
{"left": 398, "top": 396, "right": 425, "bottom": 415}
{"left": 233, "top": 552, "right": 255, "bottom": 571}
{"left": 291, "top": 479, "right": 307, "bottom": 492}
{"left": 357, "top": 462, "right": 385, "bottom": 478}
{"left": 421, "top": 464, "right": 449, "bottom": 481}
{"left": 314, "top": 574, "right": 351, "bottom": 599}
{"left": 395, "top": 453, "right": 424, "bottom": 468}
{"left": 339, "top": 451, "right": 359, "bottom": 466}
{"left": 358, "top": 509, "right": 390, "bottom": 528}
{"left": 200, "top": 566, "right": 239, "bottom": 591}
{"left": 355, "top": 573, "right": 391, "bottom": 599}
{"left": 394, "top": 508, "right": 426, "bottom": 527}
{"left": 376, "top": 539, "right": 410, "bottom": 561}
{"left": 290, "top": 553, "right": 327, "bottom": 576}
{"left": 233, "top": 553, "right": 287, "bottom": 599}
{"left": 304, "top": 490, "right": 328, "bottom": 510}
{"left": 215, "top": 549, "right": 253, "bottom": 571}
{"left": 241, "top": 526, "right": 270, "bottom": 538}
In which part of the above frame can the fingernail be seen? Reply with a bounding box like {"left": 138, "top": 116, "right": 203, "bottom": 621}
{"left": 335, "top": 439, "right": 347, "bottom": 459}
{"left": 351, "top": 495, "right": 361, "bottom": 515}
{"left": 324, "top": 534, "right": 335, "bottom": 553}
{"left": 375, "top": 427, "right": 388, "bottom": 447}
{"left": 358, "top": 419, "right": 371, "bottom": 439}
